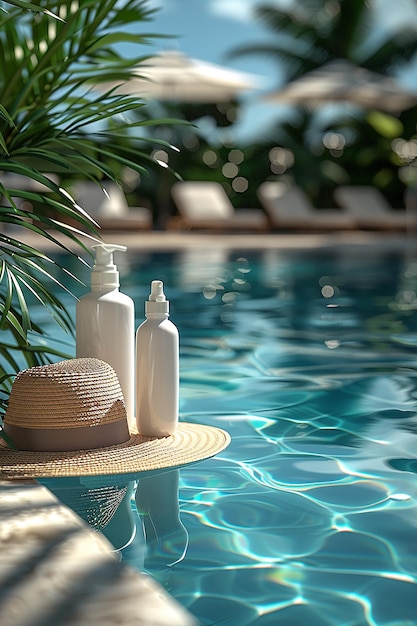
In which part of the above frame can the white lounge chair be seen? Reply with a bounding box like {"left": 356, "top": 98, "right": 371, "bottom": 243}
{"left": 70, "top": 180, "right": 152, "bottom": 231}
{"left": 257, "top": 181, "right": 355, "bottom": 231}
{"left": 334, "top": 185, "right": 409, "bottom": 230}
{"left": 169, "top": 181, "right": 269, "bottom": 232}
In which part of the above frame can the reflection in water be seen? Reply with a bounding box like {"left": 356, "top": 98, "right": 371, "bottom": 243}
{"left": 43, "top": 470, "right": 189, "bottom": 571}
{"left": 102, "top": 481, "right": 137, "bottom": 551}
{"left": 40, "top": 476, "right": 137, "bottom": 553}
{"left": 40, "top": 476, "right": 129, "bottom": 532}
{"left": 135, "top": 470, "right": 189, "bottom": 569}
{"left": 37, "top": 245, "right": 417, "bottom": 625}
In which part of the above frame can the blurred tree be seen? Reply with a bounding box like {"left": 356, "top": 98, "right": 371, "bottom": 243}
{"left": 227, "top": 0, "right": 417, "bottom": 206}
{"left": 106, "top": 97, "right": 247, "bottom": 226}
{"left": 231, "top": 0, "right": 417, "bottom": 76}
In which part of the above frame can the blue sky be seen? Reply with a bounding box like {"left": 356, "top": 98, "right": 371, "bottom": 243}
{"left": 140, "top": 0, "right": 417, "bottom": 143}
{"left": 145, "top": 0, "right": 273, "bottom": 69}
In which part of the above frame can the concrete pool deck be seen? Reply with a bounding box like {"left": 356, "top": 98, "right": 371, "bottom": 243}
{"left": 0, "top": 479, "right": 198, "bottom": 626}
{"left": 13, "top": 227, "right": 417, "bottom": 253}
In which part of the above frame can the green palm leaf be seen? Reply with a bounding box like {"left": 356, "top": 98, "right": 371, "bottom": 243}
{"left": 0, "top": 0, "right": 175, "bottom": 414}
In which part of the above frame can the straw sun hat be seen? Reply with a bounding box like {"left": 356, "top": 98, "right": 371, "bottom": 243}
{"left": 0, "top": 358, "right": 230, "bottom": 479}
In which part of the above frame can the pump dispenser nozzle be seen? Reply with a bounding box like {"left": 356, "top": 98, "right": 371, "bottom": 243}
{"left": 91, "top": 243, "right": 127, "bottom": 289}
{"left": 146, "top": 280, "right": 169, "bottom": 315}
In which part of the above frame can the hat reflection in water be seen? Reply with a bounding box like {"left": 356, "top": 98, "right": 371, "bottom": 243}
{"left": 42, "top": 476, "right": 138, "bottom": 552}
{"left": 0, "top": 358, "right": 230, "bottom": 479}
{"left": 45, "top": 470, "right": 190, "bottom": 563}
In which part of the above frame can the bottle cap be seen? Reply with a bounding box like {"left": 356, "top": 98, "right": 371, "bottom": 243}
{"left": 145, "top": 280, "right": 169, "bottom": 315}
{"left": 91, "top": 244, "right": 127, "bottom": 289}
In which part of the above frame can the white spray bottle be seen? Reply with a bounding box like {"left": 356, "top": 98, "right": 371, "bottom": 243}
{"left": 136, "top": 280, "right": 179, "bottom": 436}
{"left": 76, "top": 244, "right": 135, "bottom": 427}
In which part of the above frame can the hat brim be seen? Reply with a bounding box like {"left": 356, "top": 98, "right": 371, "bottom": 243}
{"left": 0, "top": 422, "right": 230, "bottom": 479}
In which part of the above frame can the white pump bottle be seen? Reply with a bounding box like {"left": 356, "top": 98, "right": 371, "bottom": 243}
{"left": 136, "top": 280, "right": 179, "bottom": 436}
{"left": 76, "top": 244, "right": 135, "bottom": 427}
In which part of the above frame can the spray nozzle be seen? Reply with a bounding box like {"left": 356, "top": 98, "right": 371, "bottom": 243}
{"left": 91, "top": 243, "right": 127, "bottom": 289}
{"left": 149, "top": 280, "right": 166, "bottom": 302}
{"left": 146, "top": 280, "right": 169, "bottom": 315}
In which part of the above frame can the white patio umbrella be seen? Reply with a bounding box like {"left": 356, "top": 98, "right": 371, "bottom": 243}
{"left": 264, "top": 60, "right": 417, "bottom": 112}
{"left": 98, "top": 50, "right": 260, "bottom": 104}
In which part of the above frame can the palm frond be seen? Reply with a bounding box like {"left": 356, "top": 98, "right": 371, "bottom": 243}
{"left": 0, "top": 0, "right": 172, "bottom": 394}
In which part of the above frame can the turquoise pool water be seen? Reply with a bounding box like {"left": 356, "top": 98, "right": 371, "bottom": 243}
{"left": 40, "top": 243, "right": 417, "bottom": 625}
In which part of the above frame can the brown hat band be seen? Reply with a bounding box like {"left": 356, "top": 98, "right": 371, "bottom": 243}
{"left": 4, "top": 417, "right": 131, "bottom": 452}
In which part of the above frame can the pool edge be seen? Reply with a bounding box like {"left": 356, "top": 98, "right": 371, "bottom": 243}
{"left": 0, "top": 478, "right": 199, "bottom": 626}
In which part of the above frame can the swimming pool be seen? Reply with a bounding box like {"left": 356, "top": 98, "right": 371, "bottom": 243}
{"left": 40, "top": 242, "right": 417, "bottom": 625}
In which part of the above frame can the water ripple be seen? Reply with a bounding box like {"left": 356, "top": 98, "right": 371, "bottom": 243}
{"left": 34, "top": 248, "right": 417, "bottom": 626}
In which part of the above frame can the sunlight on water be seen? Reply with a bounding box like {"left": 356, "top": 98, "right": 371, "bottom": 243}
{"left": 38, "top": 245, "right": 417, "bottom": 626}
